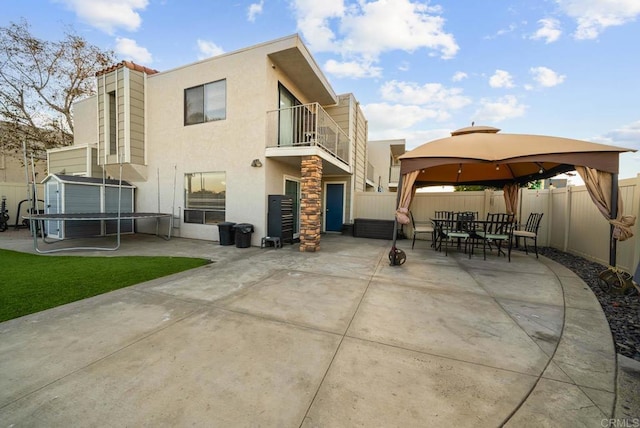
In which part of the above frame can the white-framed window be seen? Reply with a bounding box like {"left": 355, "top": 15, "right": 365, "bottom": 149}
{"left": 108, "top": 91, "right": 117, "bottom": 155}
{"left": 184, "top": 171, "right": 226, "bottom": 224}
{"left": 184, "top": 79, "right": 226, "bottom": 125}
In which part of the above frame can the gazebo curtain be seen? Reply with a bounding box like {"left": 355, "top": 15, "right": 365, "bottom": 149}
{"left": 395, "top": 170, "right": 419, "bottom": 225}
{"left": 576, "top": 166, "right": 635, "bottom": 241}
{"left": 503, "top": 183, "right": 519, "bottom": 218}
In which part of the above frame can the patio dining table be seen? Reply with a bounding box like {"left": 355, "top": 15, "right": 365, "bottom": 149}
{"left": 430, "top": 216, "right": 515, "bottom": 260}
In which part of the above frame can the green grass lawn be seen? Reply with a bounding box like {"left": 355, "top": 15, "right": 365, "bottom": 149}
{"left": 0, "top": 249, "right": 209, "bottom": 323}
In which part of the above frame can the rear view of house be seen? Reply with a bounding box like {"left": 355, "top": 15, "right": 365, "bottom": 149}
{"left": 48, "top": 34, "right": 368, "bottom": 250}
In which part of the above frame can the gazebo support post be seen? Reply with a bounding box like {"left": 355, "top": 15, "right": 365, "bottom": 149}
{"left": 609, "top": 173, "right": 619, "bottom": 268}
{"left": 389, "top": 174, "right": 406, "bottom": 265}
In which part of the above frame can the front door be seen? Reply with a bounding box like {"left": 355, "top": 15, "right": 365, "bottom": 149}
{"left": 325, "top": 183, "right": 344, "bottom": 232}
{"left": 45, "top": 179, "right": 60, "bottom": 238}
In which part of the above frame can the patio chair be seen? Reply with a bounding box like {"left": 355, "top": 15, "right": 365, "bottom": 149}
{"left": 513, "top": 213, "right": 544, "bottom": 258}
{"left": 432, "top": 210, "right": 453, "bottom": 251}
{"left": 475, "top": 213, "right": 515, "bottom": 261}
{"left": 410, "top": 211, "right": 435, "bottom": 249}
{"left": 441, "top": 211, "right": 475, "bottom": 258}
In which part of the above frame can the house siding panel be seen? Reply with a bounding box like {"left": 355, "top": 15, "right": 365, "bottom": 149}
{"left": 129, "top": 70, "right": 146, "bottom": 165}
{"left": 49, "top": 148, "right": 89, "bottom": 175}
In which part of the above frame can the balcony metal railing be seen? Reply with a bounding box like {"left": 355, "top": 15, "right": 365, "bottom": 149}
{"left": 266, "top": 103, "right": 350, "bottom": 164}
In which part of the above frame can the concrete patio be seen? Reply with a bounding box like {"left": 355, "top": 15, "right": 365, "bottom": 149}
{"left": 0, "top": 230, "right": 623, "bottom": 426}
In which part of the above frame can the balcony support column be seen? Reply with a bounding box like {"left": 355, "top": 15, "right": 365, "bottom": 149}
{"left": 300, "top": 155, "right": 323, "bottom": 252}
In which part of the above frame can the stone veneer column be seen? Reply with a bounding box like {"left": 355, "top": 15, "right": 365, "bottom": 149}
{"left": 300, "top": 155, "right": 323, "bottom": 252}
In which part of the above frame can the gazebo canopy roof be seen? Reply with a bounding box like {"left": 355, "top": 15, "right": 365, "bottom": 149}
{"left": 399, "top": 126, "right": 634, "bottom": 187}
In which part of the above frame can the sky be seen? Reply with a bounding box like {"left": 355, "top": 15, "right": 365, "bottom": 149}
{"left": 3, "top": 0, "right": 640, "bottom": 180}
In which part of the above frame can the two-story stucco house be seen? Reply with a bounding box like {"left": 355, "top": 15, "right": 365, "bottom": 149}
{"left": 47, "top": 34, "right": 368, "bottom": 251}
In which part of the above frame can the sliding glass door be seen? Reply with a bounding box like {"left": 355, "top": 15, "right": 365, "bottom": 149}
{"left": 278, "top": 84, "right": 299, "bottom": 147}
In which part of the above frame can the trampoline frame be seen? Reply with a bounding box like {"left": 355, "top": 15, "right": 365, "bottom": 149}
{"left": 25, "top": 212, "right": 173, "bottom": 254}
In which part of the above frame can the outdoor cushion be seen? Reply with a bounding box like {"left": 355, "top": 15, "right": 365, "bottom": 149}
{"left": 513, "top": 230, "right": 536, "bottom": 238}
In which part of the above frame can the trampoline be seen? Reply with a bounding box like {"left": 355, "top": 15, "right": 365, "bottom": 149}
{"left": 26, "top": 212, "right": 173, "bottom": 254}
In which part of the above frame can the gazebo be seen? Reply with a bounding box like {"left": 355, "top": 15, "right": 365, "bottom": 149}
{"left": 391, "top": 126, "right": 636, "bottom": 273}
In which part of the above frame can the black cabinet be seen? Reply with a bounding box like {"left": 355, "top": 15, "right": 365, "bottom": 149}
{"left": 268, "top": 195, "right": 294, "bottom": 244}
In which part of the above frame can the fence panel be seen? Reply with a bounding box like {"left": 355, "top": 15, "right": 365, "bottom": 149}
{"left": 0, "top": 182, "right": 44, "bottom": 230}
{"left": 354, "top": 174, "right": 639, "bottom": 272}
{"left": 352, "top": 193, "right": 396, "bottom": 220}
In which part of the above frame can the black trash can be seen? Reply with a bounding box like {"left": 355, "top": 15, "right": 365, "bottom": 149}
{"left": 217, "top": 222, "right": 236, "bottom": 246}
{"left": 233, "top": 223, "right": 254, "bottom": 248}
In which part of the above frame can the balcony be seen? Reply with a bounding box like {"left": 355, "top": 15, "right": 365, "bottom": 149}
{"left": 266, "top": 103, "right": 350, "bottom": 173}
{"left": 389, "top": 165, "right": 400, "bottom": 188}
{"left": 366, "top": 161, "right": 376, "bottom": 189}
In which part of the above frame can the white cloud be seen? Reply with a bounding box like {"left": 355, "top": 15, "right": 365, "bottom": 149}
{"left": 370, "top": 127, "right": 450, "bottom": 151}
{"left": 197, "top": 39, "right": 225, "bottom": 60}
{"left": 530, "top": 18, "right": 562, "bottom": 43}
{"left": 594, "top": 120, "right": 640, "bottom": 179}
{"left": 474, "top": 95, "right": 527, "bottom": 122}
{"left": 599, "top": 120, "right": 640, "bottom": 150}
{"left": 363, "top": 102, "right": 449, "bottom": 132}
{"left": 380, "top": 80, "right": 471, "bottom": 110}
{"left": 530, "top": 66, "right": 566, "bottom": 87}
{"left": 338, "top": 0, "right": 458, "bottom": 59}
{"left": 324, "top": 59, "right": 381, "bottom": 78}
{"left": 248, "top": 0, "right": 264, "bottom": 22}
{"left": 291, "top": 0, "right": 345, "bottom": 51}
{"left": 555, "top": 0, "right": 640, "bottom": 39}
{"left": 452, "top": 71, "right": 468, "bottom": 82}
{"left": 489, "top": 70, "right": 515, "bottom": 88}
{"left": 115, "top": 37, "right": 152, "bottom": 63}
{"left": 56, "top": 0, "right": 148, "bottom": 34}
{"left": 291, "top": 0, "right": 458, "bottom": 74}
{"left": 484, "top": 23, "right": 518, "bottom": 40}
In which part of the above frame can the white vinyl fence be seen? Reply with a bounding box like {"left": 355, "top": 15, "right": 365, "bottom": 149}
{"left": 353, "top": 175, "right": 640, "bottom": 273}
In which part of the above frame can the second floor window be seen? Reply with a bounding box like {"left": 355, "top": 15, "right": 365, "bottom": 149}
{"left": 184, "top": 79, "right": 226, "bottom": 125}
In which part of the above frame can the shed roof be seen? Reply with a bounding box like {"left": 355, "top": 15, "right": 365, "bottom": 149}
{"left": 96, "top": 60, "right": 159, "bottom": 77}
{"left": 43, "top": 174, "right": 135, "bottom": 187}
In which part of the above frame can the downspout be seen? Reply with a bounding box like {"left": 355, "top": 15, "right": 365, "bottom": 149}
{"left": 351, "top": 99, "right": 358, "bottom": 222}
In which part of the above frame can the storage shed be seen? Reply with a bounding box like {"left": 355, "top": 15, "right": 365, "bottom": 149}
{"left": 42, "top": 174, "right": 135, "bottom": 239}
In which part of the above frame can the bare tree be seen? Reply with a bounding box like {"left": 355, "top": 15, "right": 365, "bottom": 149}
{"left": 0, "top": 19, "right": 115, "bottom": 159}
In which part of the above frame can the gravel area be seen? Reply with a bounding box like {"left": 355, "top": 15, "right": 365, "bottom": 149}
{"left": 538, "top": 247, "right": 640, "bottom": 362}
